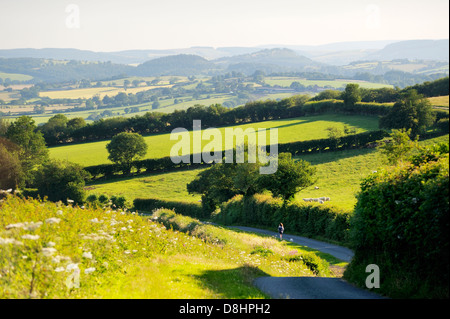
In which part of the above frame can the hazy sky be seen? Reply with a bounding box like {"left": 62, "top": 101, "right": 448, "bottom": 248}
{"left": 0, "top": 0, "right": 448, "bottom": 51}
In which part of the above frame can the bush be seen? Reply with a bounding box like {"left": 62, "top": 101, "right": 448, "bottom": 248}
{"left": 345, "top": 155, "right": 449, "bottom": 298}
{"left": 133, "top": 198, "right": 204, "bottom": 218}
{"left": 110, "top": 195, "right": 128, "bottom": 209}
{"left": 436, "top": 118, "right": 449, "bottom": 134}
{"left": 285, "top": 252, "right": 330, "bottom": 276}
{"left": 85, "top": 193, "right": 111, "bottom": 209}
{"left": 33, "top": 159, "right": 90, "bottom": 205}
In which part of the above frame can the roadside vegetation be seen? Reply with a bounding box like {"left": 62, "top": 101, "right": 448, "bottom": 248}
{"left": 0, "top": 195, "right": 335, "bottom": 298}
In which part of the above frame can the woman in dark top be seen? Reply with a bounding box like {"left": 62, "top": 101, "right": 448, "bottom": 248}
{"left": 278, "top": 223, "right": 284, "bottom": 240}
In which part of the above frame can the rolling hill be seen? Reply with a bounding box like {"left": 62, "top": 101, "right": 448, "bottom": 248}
{"left": 367, "top": 39, "right": 449, "bottom": 61}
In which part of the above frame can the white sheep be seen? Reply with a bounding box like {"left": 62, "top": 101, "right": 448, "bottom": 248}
{"left": 319, "top": 200, "right": 324, "bottom": 204}
{"left": 303, "top": 198, "right": 312, "bottom": 202}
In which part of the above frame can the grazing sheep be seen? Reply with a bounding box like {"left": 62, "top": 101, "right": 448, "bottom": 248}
{"left": 319, "top": 200, "right": 324, "bottom": 204}
{"left": 314, "top": 186, "right": 319, "bottom": 190}
{"left": 303, "top": 198, "right": 312, "bottom": 202}
{"left": 325, "top": 197, "right": 330, "bottom": 201}
{"left": 319, "top": 197, "right": 326, "bottom": 201}
{"left": 312, "top": 198, "right": 319, "bottom": 202}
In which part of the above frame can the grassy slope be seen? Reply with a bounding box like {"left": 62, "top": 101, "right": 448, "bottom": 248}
{"left": 50, "top": 114, "right": 379, "bottom": 166}
{"left": 0, "top": 71, "right": 33, "bottom": 81}
{"left": 428, "top": 95, "right": 449, "bottom": 108}
{"left": 0, "top": 196, "right": 334, "bottom": 299}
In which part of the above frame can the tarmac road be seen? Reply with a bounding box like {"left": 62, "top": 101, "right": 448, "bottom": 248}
{"left": 230, "top": 226, "right": 354, "bottom": 262}
{"left": 228, "top": 225, "right": 385, "bottom": 299}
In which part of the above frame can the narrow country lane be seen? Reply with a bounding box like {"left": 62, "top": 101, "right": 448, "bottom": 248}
{"left": 227, "top": 225, "right": 385, "bottom": 299}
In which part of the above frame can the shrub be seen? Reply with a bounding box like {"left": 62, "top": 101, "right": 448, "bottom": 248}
{"left": 110, "top": 195, "right": 128, "bottom": 209}
{"left": 345, "top": 154, "right": 449, "bottom": 298}
{"left": 286, "top": 251, "right": 330, "bottom": 276}
{"left": 33, "top": 159, "right": 90, "bottom": 205}
{"left": 133, "top": 198, "right": 204, "bottom": 218}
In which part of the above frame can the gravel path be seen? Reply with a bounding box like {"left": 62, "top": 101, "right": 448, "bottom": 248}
{"left": 228, "top": 225, "right": 385, "bottom": 299}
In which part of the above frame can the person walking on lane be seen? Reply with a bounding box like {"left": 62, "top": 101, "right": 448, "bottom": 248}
{"left": 278, "top": 223, "right": 284, "bottom": 240}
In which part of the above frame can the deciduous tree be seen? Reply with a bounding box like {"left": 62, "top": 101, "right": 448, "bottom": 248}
{"left": 106, "top": 132, "right": 148, "bottom": 174}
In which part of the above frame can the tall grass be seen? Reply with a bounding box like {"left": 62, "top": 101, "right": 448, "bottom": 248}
{"left": 1, "top": 195, "right": 331, "bottom": 299}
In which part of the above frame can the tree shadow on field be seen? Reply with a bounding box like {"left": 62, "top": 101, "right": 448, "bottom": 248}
{"left": 194, "top": 265, "right": 272, "bottom": 299}
{"left": 295, "top": 147, "right": 378, "bottom": 166}
{"left": 266, "top": 118, "right": 315, "bottom": 130}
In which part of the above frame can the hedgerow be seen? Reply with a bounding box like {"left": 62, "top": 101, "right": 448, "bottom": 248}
{"left": 214, "top": 193, "right": 352, "bottom": 245}
{"left": 344, "top": 154, "right": 449, "bottom": 298}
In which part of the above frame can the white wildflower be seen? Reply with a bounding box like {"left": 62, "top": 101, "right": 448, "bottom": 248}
{"left": 52, "top": 255, "right": 72, "bottom": 264}
{"left": 21, "top": 234, "right": 40, "bottom": 240}
{"left": 110, "top": 220, "right": 118, "bottom": 226}
{"left": 41, "top": 247, "right": 57, "bottom": 257}
{"left": 84, "top": 267, "right": 96, "bottom": 274}
{"left": 67, "top": 199, "right": 74, "bottom": 203}
{"left": 82, "top": 252, "right": 93, "bottom": 259}
{"left": 5, "top": 222, "right": 25, "bottom": 230}
{"left": 46, "top": 241, "right": 56, "bottom": 247}
{"left": 124, "top": 250, "right": 131, "bottom": 254}
{"left": 56, "top": 210, "right": 64, "bottom": 216}
{"left": 66, "top": 263, "right": 79, "bottom": 271}
{"left": 89, "top": 218, "right": 100, "bottom": 223}
{"left": 45, "top": 217, "right": 61, "bottom": 224}
{"left": 54, "top": 267, "right": 65, "bottom": 272}
{"left": 0, "top": 237, "right": 23, "bottom": 245}
{"left": 24, "top": 221, "right": 43, "bottom": 231}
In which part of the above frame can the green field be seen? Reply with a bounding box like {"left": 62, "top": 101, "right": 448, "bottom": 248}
{"left": 0, "top": 71, "right": 33, "bottom": 82}
{"left": 428, "top": 95, "right": 449, "bottom": 108}
{"left": 264, "top": 77, "right": 393, "bottom": 89}
{"left": 39, "top": 84, "right": 174, "bottom": 100}
{"left": 49, "top": 114, "right": 380, "bottom": 166}
{"left": 86, "top": 168, "right": 203, "bottom": 204}
{"left": 86, "top": 147, "right": 380, "bottom": 211}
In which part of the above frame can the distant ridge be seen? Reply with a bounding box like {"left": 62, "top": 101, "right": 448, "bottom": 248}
{"left": 133, "top": 54, "right": 214, "bottom": 76}
{"left": 367, "top": 39, "right": 449, "bottom": 61}
{"left": 0, "top": 39, "right": 448, "bottom": 65}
